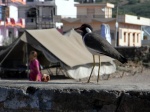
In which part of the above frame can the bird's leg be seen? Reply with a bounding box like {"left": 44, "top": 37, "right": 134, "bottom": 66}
{"left": 87, "top": 55, "right": 95, "bottom": 83}
{"left": 97, "top": 56, "right": 101, "bottom": 83}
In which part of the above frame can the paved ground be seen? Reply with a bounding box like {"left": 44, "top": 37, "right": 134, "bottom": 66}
{"left": 0, "top": 68, "right": 150, "bottom": 91}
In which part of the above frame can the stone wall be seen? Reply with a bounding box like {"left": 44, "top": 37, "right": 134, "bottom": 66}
{"left": 116, "top": 46, "right": 150, "bottom": 67}
{"left": 0, "top": 86, "right": 150, "bottom": 112}
{"left": 116, "top": 47, "right": 148, "bottom": 61}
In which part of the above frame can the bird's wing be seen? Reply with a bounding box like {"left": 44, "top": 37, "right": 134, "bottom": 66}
{"left": 84, "top": 33, "right": 127, "bottom": 63}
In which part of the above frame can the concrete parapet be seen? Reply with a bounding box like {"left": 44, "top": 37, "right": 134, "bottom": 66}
{"left": 0, "top": 86, "right": 149, "bottom": 112}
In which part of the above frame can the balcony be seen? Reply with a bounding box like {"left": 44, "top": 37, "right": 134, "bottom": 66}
{"left": 0, "top": 0, "right": 26, "bottom": 5}
{"left": 11, "top": 0, "right": 26, "bottom": 5}
{"left": 5, "top": 18, "right": 15, "bottom": 26}
{"left": 5, "top": 18, "right": 25, "bottom": 28}
{"left": 77, "top": 14, "right": 113, "bottom": 19}
{"left": 16, "top": 18, "right": 25, "bottom": 28}
{"left": 77, "top": 15, "right": 105, "bottom": 19}
{"left": 26, "top": 17, "right": 54, "bottom": 29}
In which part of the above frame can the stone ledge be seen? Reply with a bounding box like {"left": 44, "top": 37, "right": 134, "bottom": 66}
{"left": 0, "top": 83, "right": 149, "bottom": 112}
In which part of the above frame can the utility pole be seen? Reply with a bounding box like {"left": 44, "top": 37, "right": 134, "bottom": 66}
{"left": 52, "top": 7, "right": 55, "bottom": 28}
{"left": 115, "top": 2, "right": 119, "bottom": 47}
{"left": 36, "top": 6, "right": 39, "bottom": 29}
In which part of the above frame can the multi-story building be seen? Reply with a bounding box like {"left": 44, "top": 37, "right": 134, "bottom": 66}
{"left": 62, "top": 2, "right": 115, "bottom": 30}
{"left": 62, "top": 2, "right": 150, "bottom": 47}
{"left": 0, "top": 0, "right": 26, "bottom": 46}
{"left": 117, "top": 14, "right": 150, "bottom": 47}
{"left": 18, "top": 0, "right": 56, "bottom": 29}
{"left": 18, "top": 0, "right": 77, "bottom": 30}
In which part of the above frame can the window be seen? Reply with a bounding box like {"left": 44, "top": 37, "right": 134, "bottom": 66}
{"left": 45, "top": 0, "right": 53, "bottom": 1}
{"left": 137, "top": 34, "right": 139, "bottom": 43}
{"left": 87, "top": 8, "right": 95, "bottom": 16}
{"left": 26, "top": 18, "right": 35, "bottom": 23}
{"left": 27, "top": 0, "right": 34, "bottom": 2}
{"left": 26, "top": 8, "right": 36, "bottom": 17}
{"left": 124, "top": 32, "right": 126, "bottom": 42}
{"left": 31, "top": 18, "right": 34, "bottom": 22}
{"left": 133, "top": 33, "right": 135, "bottom": 43}
{"left": 9, "top": 31, "right": 12, "bottom": 38}
{"left": 128, "top": 33, "right": 130, "bottom": 46}
{"left": 105, "top": 8, "right": 108, "bottom": 17}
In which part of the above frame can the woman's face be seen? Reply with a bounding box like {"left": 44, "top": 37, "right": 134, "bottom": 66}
{"left": 29, "top": 51, "right": 37, "bottom": 61}
{"left": 29, "top": 53, "right": 34, "bottom": 60}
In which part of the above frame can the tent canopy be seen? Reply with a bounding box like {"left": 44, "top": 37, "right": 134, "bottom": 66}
{"left": 0, "top": 28, "right": 114, "bottom": 68}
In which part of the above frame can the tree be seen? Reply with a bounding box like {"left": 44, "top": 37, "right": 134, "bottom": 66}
{"left": 128, "top": 0, "right": 139, "bottom": 4}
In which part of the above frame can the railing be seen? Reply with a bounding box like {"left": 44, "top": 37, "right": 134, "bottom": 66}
{"left": 26, "top": 17, "right": 55, "bottom": 29}
{"left": 5, "top": 18, "right": 25, "bottom": 28}
{"left": 26, "top": 16, "right": 53, "bottom": 23}
{"left": 16, "top": 18, "right": 25, "bottom": 28}
{"left": 11, "top": 0, "right": 26, "bottom": 4}
{"left": 77, "top": 14, "right": 112, "bottom": 19}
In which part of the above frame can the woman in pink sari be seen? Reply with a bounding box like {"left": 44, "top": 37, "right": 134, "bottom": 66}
{"left": 29, "top": 51, "right": 42, "bottom": 81}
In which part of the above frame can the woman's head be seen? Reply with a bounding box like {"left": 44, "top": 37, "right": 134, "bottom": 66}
{"left": 29, "top": 51, "right": 37, "bottom": 60}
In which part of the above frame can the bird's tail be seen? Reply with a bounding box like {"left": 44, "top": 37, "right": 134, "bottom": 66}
{"left": 120, "top": 55, "right": 128, "bottom": 64}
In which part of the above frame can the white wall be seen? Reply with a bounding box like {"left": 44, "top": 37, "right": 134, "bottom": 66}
{"left": 55, "top": 0, "right": 77, "bottom": 18}
{"left": 125, "top": 14, "right": 150, "bottom": 26}
{"left": 9, "top": 5, "right": 18, "bottom": 21}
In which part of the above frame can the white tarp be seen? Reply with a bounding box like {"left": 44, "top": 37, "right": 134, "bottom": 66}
{"left": 67, "top": 61, "right": 116, "bottom": 80}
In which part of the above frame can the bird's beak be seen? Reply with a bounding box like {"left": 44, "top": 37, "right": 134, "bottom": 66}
{"left": 74, "top": 27, "right": 83, "bottom": 33}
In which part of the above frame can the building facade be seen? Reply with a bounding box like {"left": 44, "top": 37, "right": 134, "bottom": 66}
{"left": 0, "top": 0, "right": 26, "bottom": 46}
{"left": 18, "top": 0, "right": 55, "bottom": 29}
{"left": 62, "top": 2, "right": 150, "bottom": 47}
{"left": 18, "top": 0, "right": 77, "bottom": 30}
{"left": 117, "top": 14, "right": 150, "bottom": 47}
{"left": 62, "top": 3, "right": 115, "bottom": 31}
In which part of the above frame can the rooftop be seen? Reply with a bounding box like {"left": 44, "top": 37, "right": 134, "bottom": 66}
{"left": 75, "top": 2, "right": 115, "bottom": 8}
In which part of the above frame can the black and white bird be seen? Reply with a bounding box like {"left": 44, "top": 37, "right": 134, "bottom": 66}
{"left": 75, "top": 24, "right": 127, "bottom": 83}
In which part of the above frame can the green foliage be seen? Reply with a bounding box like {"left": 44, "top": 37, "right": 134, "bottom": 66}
{"left": 74, "top": 0, "right": 150, "bottom": 18}
{"left": 128, "top": 0, "right": 139, "bottom": 4}
{"left": 121, "top": 2, "right": 150, "bottom": 18}
{"left": 131, "top": 3, "right": 150, "bottom": 17}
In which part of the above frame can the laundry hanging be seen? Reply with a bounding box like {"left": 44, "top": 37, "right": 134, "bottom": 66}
{"left": 100, "top": 24, "right": 112, "bottom": 44}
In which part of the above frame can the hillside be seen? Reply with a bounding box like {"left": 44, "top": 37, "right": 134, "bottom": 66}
{"left": 75, "top": 0, "right": 150, "bottom": 18}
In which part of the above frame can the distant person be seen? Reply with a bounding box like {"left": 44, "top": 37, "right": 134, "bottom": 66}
{"left": 29, "top": 51, "right": 42, "bottom": 81}
{"left": 57, "top": 26, "right": 63, "bottom": 34}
